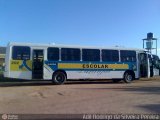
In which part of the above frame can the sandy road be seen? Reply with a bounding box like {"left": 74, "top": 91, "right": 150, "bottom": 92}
{"left": 0, "top": 77, "right": 160, "bottom": 114}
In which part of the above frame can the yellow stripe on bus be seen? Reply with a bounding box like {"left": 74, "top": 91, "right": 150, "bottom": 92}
{"left": 58, "top": 63, "right": 129, "bottom": 69}
{"left": 58, "top": 63, "right": 82, "bottom": 69}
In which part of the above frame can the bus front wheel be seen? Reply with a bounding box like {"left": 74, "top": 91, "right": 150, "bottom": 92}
{"left": 123, "top": 72, "right": 134, "bottom": 83}
{"left": 52, "top": 71, "right": 66, "bottom": 85}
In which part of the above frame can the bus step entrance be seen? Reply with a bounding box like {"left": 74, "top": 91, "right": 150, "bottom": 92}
{"left": 32, "top": 50, "right": 44, "bottom": 79}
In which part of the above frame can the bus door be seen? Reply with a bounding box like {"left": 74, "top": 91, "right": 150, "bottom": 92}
{"left": 32, "top": 50, "right": 44, "bottom": 79}
{"left": 138, "top": 53, "right": 150, "bottom": 78}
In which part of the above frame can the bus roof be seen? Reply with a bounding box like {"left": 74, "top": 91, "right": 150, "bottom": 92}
{"left": 8, "top": 42, "right": 146, "bottom": 52}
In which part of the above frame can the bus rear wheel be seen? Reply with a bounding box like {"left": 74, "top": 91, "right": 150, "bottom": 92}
{"left": 123, "top": 72, "right": 134, "bottom": 83}
{"left": 52, "top": 71, "right": 66, "bottom": 85}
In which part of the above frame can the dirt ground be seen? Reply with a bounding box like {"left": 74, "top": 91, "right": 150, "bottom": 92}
{"left": 0, "top": 77, "right": 160, "bottom": 114}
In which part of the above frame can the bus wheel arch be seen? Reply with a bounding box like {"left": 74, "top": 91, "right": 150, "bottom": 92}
{"left": 52, "top": 70, "right": 67, "bottom": 85}
{"left": 123, "top": 70, "right": 135, "bottom": 83}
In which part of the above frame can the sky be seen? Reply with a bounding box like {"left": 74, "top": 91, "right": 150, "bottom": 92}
{"left": 0, "top": 0, "right": 160, "bottom": 55}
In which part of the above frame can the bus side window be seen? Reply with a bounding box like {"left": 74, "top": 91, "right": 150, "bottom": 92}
{"left": 82, "top": 49, "right": 100, "bottom": 62}
{"left": 47, "top": 47, "right": 59, "bottom": 61}
{"left": 12, "top": 46, "right": 30, "bottom": 60}
{"left": 61, "top": 48, "right": 80, "bottom": 61}
{"left": 120, "top": 50, "right": 136, "bottom": 62}
{"left": 102, "top": 50, "right": 119, "bottom": 62}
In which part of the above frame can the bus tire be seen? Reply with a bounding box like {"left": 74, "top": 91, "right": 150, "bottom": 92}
{"left": 123, "top": 71, "right": 134, "bottom": 83}
{"left": 52, "top": 71, "right": 66, "bottom": 85}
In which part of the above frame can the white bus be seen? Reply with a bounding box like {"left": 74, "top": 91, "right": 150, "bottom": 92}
{"left": 4, "top": 42, "right": 160, "bottom": 84}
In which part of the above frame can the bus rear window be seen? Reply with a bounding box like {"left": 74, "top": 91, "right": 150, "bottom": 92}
{"left": 12, "top": 46, "right": 30, "bottom": 60}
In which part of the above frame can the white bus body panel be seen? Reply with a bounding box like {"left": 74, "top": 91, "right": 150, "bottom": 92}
{"left": 9, "top": 71, "right": 32, "bottom": 79}
{"left": 43, "top": 70, "right": 125, "bottom": 80}
{"left": 4, "top": 44, "right": 10, "bottom": 78}
{"left": 43, "top": 70, "right": 139, "bottom": 80}
{"left": 153, "top": 68, "right": 159, "bottom": 76}
{"left": 43, "top": 65, "right": 53, "bottom": 80}
{"left": 66, "top": 71, "right": 124, "bottom": 79}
